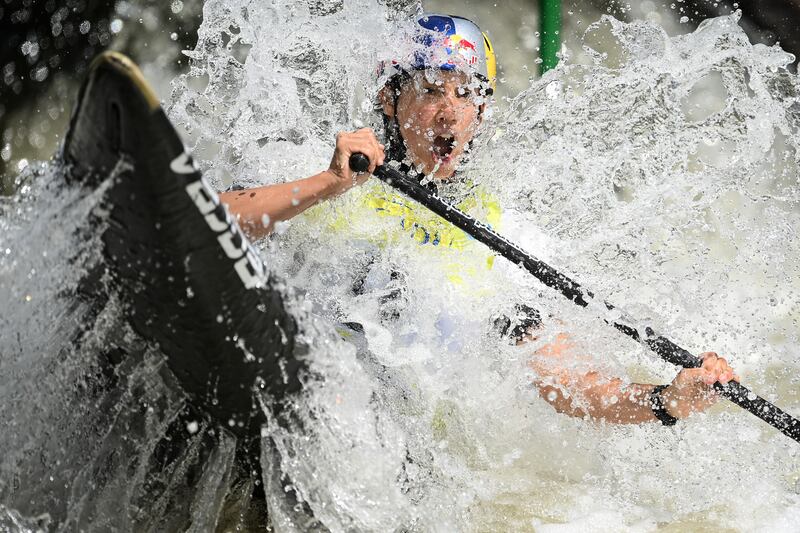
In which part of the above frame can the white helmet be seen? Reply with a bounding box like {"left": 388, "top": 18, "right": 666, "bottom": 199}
{"left": 381, "top": 13, "right": 497, "bottom": 93}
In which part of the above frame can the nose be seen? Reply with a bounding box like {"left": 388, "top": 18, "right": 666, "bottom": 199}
{"left": 434, "top": 95, "right": 457, "bottom": 126}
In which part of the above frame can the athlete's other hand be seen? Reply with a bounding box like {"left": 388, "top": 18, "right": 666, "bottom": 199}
{"left": 323, "top": 128, "right": 385, "bottom": 196}
{"left": 662, "top": 352, "right": 739, "bottom": 418}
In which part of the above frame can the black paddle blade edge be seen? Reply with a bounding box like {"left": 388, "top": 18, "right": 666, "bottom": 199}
{"left": 63, "top": 52, "right": 305, "bottom": 437}
{"left": 359, "top": 158, "right": 800, "bottom": 445}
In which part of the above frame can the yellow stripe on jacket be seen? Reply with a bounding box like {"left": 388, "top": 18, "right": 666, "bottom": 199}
{"left": 308, "top": 181, "right": 502, "bottom": 285}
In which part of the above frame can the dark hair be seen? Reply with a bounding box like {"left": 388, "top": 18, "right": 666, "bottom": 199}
{"left": 381, "top": 74, "right": 409, "bottom": 164}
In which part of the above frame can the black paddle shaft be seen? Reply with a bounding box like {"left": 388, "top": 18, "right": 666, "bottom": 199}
{"left": 349, "top": 153, "right": 800, "bottom": 444}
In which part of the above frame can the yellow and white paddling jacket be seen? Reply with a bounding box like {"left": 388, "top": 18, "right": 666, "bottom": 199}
{"left": 317, "top": 180, "right": 502, "bottom": 286}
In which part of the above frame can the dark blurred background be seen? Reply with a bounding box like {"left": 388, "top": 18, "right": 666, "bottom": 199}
{"left": 0, "top": 0, "right": 203, "bottom": 194}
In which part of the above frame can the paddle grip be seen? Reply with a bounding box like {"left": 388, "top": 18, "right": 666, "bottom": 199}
{"left": 349, "top": 153, "right": 371, "bottom": 173}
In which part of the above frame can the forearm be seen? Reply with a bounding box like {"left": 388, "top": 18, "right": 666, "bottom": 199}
{"left": 219, "top": 171, "right": 339, "bottom": 239}
{"left": 531, "top": 335, "right": 733, "bottom": 424}
{"left": 530, "top": 331, "right": 681, "bottom": 424}
{"left": 537, "top": 376, "right": 663, "bottom": 424}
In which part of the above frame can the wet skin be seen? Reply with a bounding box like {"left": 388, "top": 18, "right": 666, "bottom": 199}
{"left": 381, "top": 70, "right": 485, "bottom": 180}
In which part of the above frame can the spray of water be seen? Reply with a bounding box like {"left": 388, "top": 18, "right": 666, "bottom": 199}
{"left": 0, "top": 166, "right": 260, "bottom": 529}
{"left": 2, "top": 0, "right": 800, "bottom": 530}
{"left": 169, "top": 2, "right": 800, "bottom": 529}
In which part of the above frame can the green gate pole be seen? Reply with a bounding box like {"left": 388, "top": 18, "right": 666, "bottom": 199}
{"left": 539, "top": 0, "right": 561, "bottom": 74}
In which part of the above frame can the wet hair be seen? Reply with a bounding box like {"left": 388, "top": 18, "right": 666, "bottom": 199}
{"left": 381, "top": 74, "right": 409, "bottom": 164}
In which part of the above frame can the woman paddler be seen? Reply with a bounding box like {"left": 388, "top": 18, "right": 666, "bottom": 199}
{"left": 220, "top": 13, "right": 738, "bottom": 427}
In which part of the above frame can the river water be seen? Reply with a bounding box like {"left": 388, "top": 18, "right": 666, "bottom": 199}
{"left": 2, "top": 1, "right": 800, "bottom": 531}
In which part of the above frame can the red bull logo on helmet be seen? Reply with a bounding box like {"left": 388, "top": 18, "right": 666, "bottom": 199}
{"left": 378, "top": 13, "right": 494, "bottom": 89}
{"left": 416, "top": 15, "right": 480, "bottom": 69}
{"left": 444, "top": 33, "right": 479, "bottom": 66}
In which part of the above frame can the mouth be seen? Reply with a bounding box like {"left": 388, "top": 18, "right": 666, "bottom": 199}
{"left": 431, "top": 135, "right": 456, "bottom": 164}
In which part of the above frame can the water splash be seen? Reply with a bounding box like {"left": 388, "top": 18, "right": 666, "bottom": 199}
{"left": 0, "top": 164, "right": 260, "bottom": 530}
{"left": 169, "top": 5, "right": 800, "bottom": 529}
{"left": 2, "top": 2, "right": 800, "bottom": 531}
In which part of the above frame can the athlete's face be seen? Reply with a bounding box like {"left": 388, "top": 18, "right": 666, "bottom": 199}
{"left": 383, "top": 70, "right": 486, "bottom": 180}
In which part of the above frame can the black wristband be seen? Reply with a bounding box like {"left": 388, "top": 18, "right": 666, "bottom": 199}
{"left": 650, "top": 385, "right": 678, "bottom": 426}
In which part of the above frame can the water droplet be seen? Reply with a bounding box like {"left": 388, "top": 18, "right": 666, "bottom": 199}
{"left": 20, "top": 41, "right": 39, "bottom": 57}
{"left": 32, "top": 66, "right": 48, "bottom": 82}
